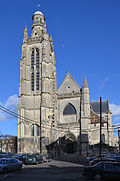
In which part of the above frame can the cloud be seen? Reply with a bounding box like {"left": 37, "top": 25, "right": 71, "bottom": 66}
{"left": 0, "top": 112, "right": 6, "bottom": 121}
{"left": 0, "top": 94, "right": 18, "bottom": 122}
{"left": 99, "top": 77, "right": 109, "bottom": 89}
{"left": 110, "top": 103, "right": 120, "bottom": 117}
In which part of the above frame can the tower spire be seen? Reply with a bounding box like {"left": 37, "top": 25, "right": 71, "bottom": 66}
{"left": 23, "top": 25, "right": 28, "bottom": 43}
{"left": 82, "top": 75, "right": 88, "bottom": 88}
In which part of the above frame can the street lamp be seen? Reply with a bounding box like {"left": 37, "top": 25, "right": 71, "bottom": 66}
{"left": 58, "top": 132, "right": 61, "bottom": 156}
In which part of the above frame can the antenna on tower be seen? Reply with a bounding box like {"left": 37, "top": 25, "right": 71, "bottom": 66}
{"left": 37, "top": 4, "right": 40, "bottom": 11}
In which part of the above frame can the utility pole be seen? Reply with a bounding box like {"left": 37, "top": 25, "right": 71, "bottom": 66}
{"left": 79, "top": 91, "right": 82, "bottom": 155}
{"left": 100, "top": 97, "right": 102, "bottom": 157}
{"left": 106, "top": 99, "right": 109, "bottom": 147}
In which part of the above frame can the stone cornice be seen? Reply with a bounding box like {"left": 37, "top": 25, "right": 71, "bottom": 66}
{"left": 57, "top": 92, "right": 81, "bottom": 99}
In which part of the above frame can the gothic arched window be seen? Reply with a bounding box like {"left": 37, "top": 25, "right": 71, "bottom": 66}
{"left": 31, "top": 49, "right": 34, "bottom": 91}
{"left": 101, "top": 134, "right": 105, "bottom": 143}
{"left": 36, "top": 49, "right": 39, "bottom": 69}
{"left": 36, "top": 49, "right": 39, "bottom": 90}
{"left": 63, "top": 103, "right": 76, "bottom": 115}
{"left": 31, "top": 125, "right": 34, "bottom": 136}
{"left": 36, "top": 125, "right": 40, "bottom": 136}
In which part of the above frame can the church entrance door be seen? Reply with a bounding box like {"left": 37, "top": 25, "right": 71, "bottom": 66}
{"left": 61, "top": 132, "right": 77, "bottom": 154}
{"left": 66, "top": 143, "right": 74, "bottom": 154}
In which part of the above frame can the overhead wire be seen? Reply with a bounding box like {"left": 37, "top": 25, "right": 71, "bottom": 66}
{"left": 0, "top": 105, "right": 70, "bottom": 130}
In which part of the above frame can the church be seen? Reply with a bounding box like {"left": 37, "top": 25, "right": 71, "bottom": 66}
{"left": 18, "top": 10, "right": 114, "bottom": 156}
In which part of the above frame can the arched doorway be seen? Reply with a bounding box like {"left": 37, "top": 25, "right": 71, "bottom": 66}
{"left": 61, "top": 132, "right": 77, "bottom": 154}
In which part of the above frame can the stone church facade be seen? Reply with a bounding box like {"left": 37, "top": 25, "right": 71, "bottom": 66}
{"left": 18, "top": 10, "right": 114, "bottom": 155}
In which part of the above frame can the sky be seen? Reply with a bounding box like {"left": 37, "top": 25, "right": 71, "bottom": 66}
{"left": 0, "top": 0, "right": 120, "bottom": 136}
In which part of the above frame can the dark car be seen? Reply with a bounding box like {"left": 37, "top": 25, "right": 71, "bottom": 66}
{"left": 32, "top": 154, "right": 43, "bottom": 164}
{"left": 24, "top": 155, "right": 43, "bottom": 165}
{"left": 89, "top": 157, "right": 119, "bottom": 166}
{"left": 0, "top": 158, "right": 22, "bottom": 174}
{"left": 83, "top": 161, "right": 120, "bottom": 180}
{"left": 86, "top": 154, "right": 107, "bottom": 163}
{"left": 13, "top": 154, "right": 27, "bottom": 164}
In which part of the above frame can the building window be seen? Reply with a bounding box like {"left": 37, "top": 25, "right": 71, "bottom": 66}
{"left": 101, "top": 134, "right": 105, "bottom": 143}
{"left": 63, "top": 103, "right": 76, "bottom": 115}
{"left": 31, "top": 48, "right": 40, "bottom": 91}
{"left": 36, "top": 49, "right": 39, "bottom": 69}
{"left": 36, "top": 125, "right": 40, "bottom": 136}
{"left": 24, "top": 125, "right": 26, "bottom": 135}
{"left": 36, "top": 49, "right": 39, "bottom": 90}
{"left": 31, "top": 72, "right": 34, "bottom": 91}
{"left": 36, "top": 72, "right": 39, "bottom": 90}
{"left": 31, "top": 49, "right": 34, "bottom": 91}
{"left": 31, "top": 125, "right": 34, "bottom": 136}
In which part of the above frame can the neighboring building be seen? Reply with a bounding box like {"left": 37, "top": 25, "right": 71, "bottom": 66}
{"left": 114, "top": 137, "right": 119, "bottom": 150}
{"left": 18, "top": 10, "right": 114, "bottom": 155}
{"left": 0, "top": 135, "right": 17, "bottom": 153}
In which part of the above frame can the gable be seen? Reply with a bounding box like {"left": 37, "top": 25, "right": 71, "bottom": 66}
{"left": 58, "top": 72, "right": 80, "bottom": 94}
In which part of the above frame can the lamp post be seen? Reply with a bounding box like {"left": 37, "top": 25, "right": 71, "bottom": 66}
{"left": 100, "top": 97, "right": 102, "bottom": 158}
{"left": 58, "top": 132, "right": 61, "bottom": 157}
{"left": 79, "top": 93, "right": 82, "bottom": 155}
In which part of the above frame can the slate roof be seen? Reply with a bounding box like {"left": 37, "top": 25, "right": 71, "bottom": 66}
{"left": 90, "top": 100, "right": 109, "bottom": 114}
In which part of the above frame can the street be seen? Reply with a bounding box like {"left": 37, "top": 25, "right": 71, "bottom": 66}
{"left": 0, "top": 160, "right": 88, "bottom": 181}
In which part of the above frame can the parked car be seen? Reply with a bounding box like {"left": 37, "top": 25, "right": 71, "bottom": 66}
{"left": 107, "top": 155, "right": 120, "bottom": 162}
{"left": 83, "top": 161, "right": 120, "bottom": 180}
{"left": 24, "top": 155, "right": 43, "bottom": 165}
{"left": 24, "top": 155, "right": 36, "bottom": 165}
{"left": 13, "top": 154, "right": 27, "bottom": 164}
{"left": 0, "top": 154, "right": 12, "bottom": 158}
{"left": 45, "top": 154, "right": 53, "bottom": 162}
{"left": 86, "top": 154, "right": 107, "bottom": 163}
{"left": 41, "top": 155, "right": 48, "bottom": 162}
{"left": 86, "top": 156, "right": 96, "bottom": 162}
{"left": 31, "top": 154, "right": 43, "bottom": 164}
{"left": 0, "top": 158, "right": 22, "bottom": 174}
{"left": 89, "top": 158, "right": 120, "bottom": 166}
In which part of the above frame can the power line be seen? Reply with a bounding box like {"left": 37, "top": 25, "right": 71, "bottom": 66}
{"left": 1, "top": 104, "right": 118, "bottom": 131}
{"left": 0, "top": 105, "right": 70, "bottom": 130}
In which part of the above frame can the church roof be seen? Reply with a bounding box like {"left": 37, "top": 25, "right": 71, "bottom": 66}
{"left": 91, "top": 100, "right": 109, "bottom": 114}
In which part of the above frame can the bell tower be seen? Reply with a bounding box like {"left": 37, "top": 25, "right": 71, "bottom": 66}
{"left": 18, "top": 10, "right": 57, "bottom": 153}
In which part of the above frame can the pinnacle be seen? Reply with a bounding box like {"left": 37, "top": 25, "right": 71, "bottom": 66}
{"left": 82, "top": 75, "right": 88, "bottom": 88}
{"left": 23, "top": 25, "right": 28, "bottom": 43}
{"left": 49, "top": 35, "right": 53, "bottom": 42}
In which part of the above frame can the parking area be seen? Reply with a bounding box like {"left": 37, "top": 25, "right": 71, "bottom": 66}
{"left": 0, "top": 160, "right": 85, "bottom": 181}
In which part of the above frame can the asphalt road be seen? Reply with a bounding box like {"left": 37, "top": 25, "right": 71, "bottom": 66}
{"left": 0, "top": 160, "right": 88, "bottom": 181}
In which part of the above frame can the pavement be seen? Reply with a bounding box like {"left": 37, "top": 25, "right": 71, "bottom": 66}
{"left": 0, "top": 154, "right": 87, "bottom": 181}
{"left": 0, "top": 174, "right": 8, "bottom": 181}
